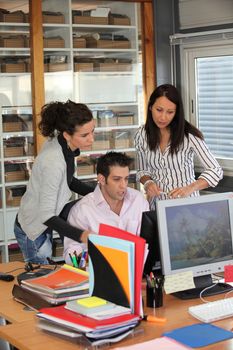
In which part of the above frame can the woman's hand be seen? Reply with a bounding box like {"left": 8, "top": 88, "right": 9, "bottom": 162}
{"left": 144, "top": 180, "right": 162, "bottom": 199}
{"left": 168, "top": 186, "right": 194, "bottom": 199}
{"left": 168, "top": 179, "right": 208, "bottom": 199}
{"left": 80, "top": 230, "right": 92, "bottom": 243}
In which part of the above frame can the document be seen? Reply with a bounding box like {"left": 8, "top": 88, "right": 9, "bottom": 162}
{"left": 114, "top": 336, "right": 192, "bottom": 349}
{"left": 99, "top": 223, "right": 146, "bottom": 316}
{"left": 88, "top": 233, "right": 135, "bottom": 310}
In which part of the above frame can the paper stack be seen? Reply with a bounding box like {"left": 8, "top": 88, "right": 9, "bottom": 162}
{"left": 37, "top": 224, "right": 146, "bottom": 346}
{"left": 37, "top": 303, "right": 139, "bottom": 346}
{"left": 13, "top": 265, "right": 89, "bottom": 309}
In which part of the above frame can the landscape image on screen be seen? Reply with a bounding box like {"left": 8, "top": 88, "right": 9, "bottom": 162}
{"left": 165, "top": 200, "right": 233, "bottom": 270}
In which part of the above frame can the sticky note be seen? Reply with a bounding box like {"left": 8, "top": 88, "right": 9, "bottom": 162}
{"left": 224, "top": 265, "right": 233, "bottom": 282}
{"left": 164, "top": 271, "right": 195, "bottom": 294}
{"left": 77, "top": 296, "right": 107, "bottom": 308}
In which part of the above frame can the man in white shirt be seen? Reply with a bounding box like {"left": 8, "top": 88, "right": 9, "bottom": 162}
{"left": 63, "top": 151, "right": 149, "bottom": 264}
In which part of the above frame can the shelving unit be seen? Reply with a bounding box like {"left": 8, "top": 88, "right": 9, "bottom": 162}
{"left": 0, "top": 106, "right": 34, "bottom": 262}
{"left": 0, "top": 0, "right": 155, "bottom": 262}
{"left": 42, "top": 0, "right": 143, "bottom": 188}
{"left": 0, "top": 1, "right": 33, "bottom": 262}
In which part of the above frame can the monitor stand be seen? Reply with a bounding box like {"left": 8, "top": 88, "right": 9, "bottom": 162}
{"left": 172, "top": 274, "right": 233, "bottom": 300}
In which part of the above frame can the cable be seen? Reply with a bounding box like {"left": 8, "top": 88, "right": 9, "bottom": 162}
{"left": 3, "top": 267, "right": 25, "bottom": 274}
{"left": 199, "top": 282, "right": 219, "bottom": 303}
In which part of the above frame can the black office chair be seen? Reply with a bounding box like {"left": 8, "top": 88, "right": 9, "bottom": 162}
{"left": 59, "top": 198, "right": 80, "bottom": 222}
{"left": 140, "top": 210, "right": 161, "bottom": 276}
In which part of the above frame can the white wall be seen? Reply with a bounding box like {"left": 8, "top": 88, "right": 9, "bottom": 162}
{"left": 179, "top": 0, "right": 233, "bottom": 29}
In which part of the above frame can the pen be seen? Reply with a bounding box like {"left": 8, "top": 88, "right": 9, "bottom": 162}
{"left": 79, "top": 250, "right": 86, "bottom": 268}
{"left": 150, "top": 272, "right": 155, "bottom": 287}
{"left": 146, "top": 274, "right": 153, "bottom": 288}
{"left": 69, "top": 253, "right": 74, "bottom": 266}
{"left": 73, "top": 250, "right": 80, "bottom": 265}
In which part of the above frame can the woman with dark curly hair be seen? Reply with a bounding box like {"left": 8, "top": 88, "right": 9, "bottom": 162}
{"left": 14, "top": 100, "right": 95, "bottom": 264}
{"left": 134, "top": 84, "right": 223, "bottom": 209}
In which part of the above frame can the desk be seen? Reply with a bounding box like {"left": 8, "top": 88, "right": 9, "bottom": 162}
{"left": 1, "top": 262, "right": 233, "bottom": 349}
{"left": 0, "top": 261, "right": 36, "bottom": 323}
{"left": 0, "top": 261, "right": 25, "bottom": 301}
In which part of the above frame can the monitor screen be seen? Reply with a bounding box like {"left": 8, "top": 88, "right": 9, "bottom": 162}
{"left": 156, "top": 192, "right": 233, "bottom": 280}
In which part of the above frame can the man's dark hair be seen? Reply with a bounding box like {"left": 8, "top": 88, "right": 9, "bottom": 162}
{"left": 96, "top": 152, "right": 132, "bottom": 178}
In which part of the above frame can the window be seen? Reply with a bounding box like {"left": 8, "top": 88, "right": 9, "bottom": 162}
{"left": 179, "top": 37, "right": 233, "bottom": 174}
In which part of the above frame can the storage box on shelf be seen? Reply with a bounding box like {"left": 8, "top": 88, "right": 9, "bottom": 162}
{"left": 0, "top": 35, "right": 26, "bottom": 48}
{"left": 73, "top": 13, "right": 91, "bottom": 25}
{"left": 6, "top": 186, "right": 26, "bottom": 208}
{"left": 44, "top": 54, "right": 69, "bottom": 72}
{"left": 4, "top": 146, "right": 24, "bottom": 158}
{"left": 0, "top": 9, "right": 25, "bottom": 23}
{"left": 3, "top": 114, "right": 32, "bottom": 132}
{"left": 4, "top": 162, "right": 28, "bottom": 183}
{"left": 109, "top": 14, "right": 131, "bottom": 26}
{"left": 86, "top": 37, "right": 131, "bottom": 49}
{"left": 76, "top": 157, "right": 95, "bottom": 176}
{"left": 43, "top": 11, "right": 65, "bottom": 24}
{"left": 3, "top": 136, "right": 34, "bottom": 158}
{"left": 73, "top": 36, "right": 86, "bottom": 49}
{"left": 97, "top": 110, "right": 117, "bottom": 127}
{"left": 1, "top": 62, "right": 26, "bottom": 73}
{"left": 8, "top": 243, "right": 24, "bottom": 262}
{"left": 44, "top": 36, "right": 65, "bottom": 48}
{"left": 74, "top": 62, "right": 93, "bottom": 72}
{"left": 3, "top": 121, "right": 23, "bottom": 132}
{"left": 113, "top": 131, "right": 131, "bottom": 149}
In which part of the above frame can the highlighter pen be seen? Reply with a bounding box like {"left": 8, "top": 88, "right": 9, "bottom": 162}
{"left": 143, "top": 315, "right": 167, "bottom": 323}
{"left": 72, "top": 254, "right": 78, "bottom": 268}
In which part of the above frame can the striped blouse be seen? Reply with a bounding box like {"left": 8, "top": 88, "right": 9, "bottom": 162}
{"left": 134, "top": 126, "right": 223, "bottom": 204}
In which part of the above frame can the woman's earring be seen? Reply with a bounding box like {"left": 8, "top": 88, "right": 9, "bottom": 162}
{"left": 67, "top": 140, "right": 70, "bottom": 149}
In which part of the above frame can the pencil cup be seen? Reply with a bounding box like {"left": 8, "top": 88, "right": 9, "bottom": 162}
{"left": 146, "top": 284, "right": 163, "bottom": 308}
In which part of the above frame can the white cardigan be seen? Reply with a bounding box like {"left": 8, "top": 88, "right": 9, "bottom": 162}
{"left": 18, "top": 137, "right": 72, "bottom": 240}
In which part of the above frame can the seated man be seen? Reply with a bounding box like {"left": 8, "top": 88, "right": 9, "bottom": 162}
{"left": 63, "top": 151, "right": 149, "bottom": 264}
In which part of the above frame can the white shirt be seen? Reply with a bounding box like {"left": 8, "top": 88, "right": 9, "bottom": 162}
{"left": 134, "top": 126, "right": 223, "bottom": 205}
{"left": 63, "top": 185, "right": 149, "bottom": 264}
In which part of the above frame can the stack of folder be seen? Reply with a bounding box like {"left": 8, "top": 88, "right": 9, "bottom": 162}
{"left": 36, "top": 224, "right": 146, "bottom": 346}
{"left": 12, "top": 265, "right": 89, "bottom": 309}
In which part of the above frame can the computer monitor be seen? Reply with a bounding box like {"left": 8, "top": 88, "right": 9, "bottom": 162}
{"left": 156, "top": 192, "right": 233, "bottom": 299}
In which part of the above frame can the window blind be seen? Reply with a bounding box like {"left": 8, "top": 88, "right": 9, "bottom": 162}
{"left": 196, "top": 55, "right": 233, "bottom": 159}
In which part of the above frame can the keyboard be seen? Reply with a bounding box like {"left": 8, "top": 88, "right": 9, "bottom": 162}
{"left": 188, "top": 297, "right": 233, "bottom": 323}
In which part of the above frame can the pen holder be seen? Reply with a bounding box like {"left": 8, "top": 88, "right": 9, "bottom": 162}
{"left": 146, "top": 276, "right": 164, "bottom": 308}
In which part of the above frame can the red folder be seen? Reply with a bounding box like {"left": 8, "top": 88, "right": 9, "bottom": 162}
{"left": 39, "top": 304, "right": 139, "bottom": 331}
{"left": 99, "top": 224, "right": 146, "bottom": 316}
